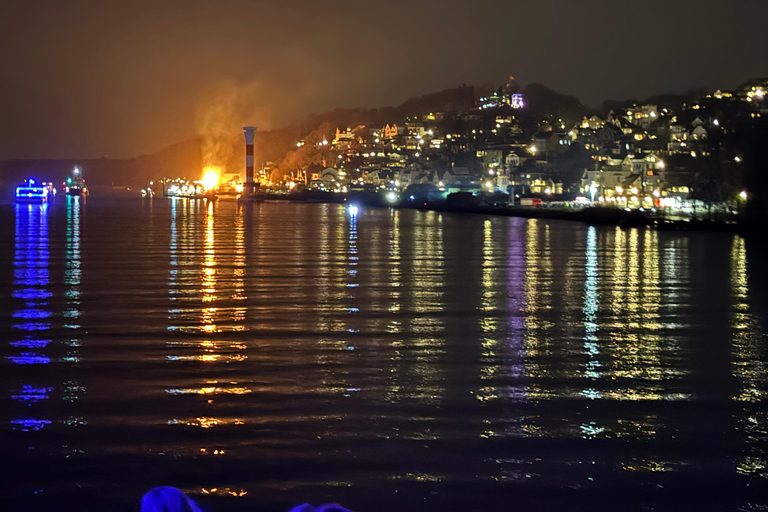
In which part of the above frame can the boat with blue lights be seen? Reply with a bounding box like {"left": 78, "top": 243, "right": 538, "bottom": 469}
{"left": 15, "top": 178, "right": 52, "bottom": 204}
{"left": 65, "top": 167, "right": 88, "bottom": 196}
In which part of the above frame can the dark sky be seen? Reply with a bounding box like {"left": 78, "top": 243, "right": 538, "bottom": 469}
{"left": 2, "top": 0, "right": 767, "bottom": 159}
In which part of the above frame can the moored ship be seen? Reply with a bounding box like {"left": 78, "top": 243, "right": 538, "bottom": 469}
{"left": 65, "top": 167, "right": 88, "bottom": 196}
{"left": 15, "top": 178, "right": 52, "bottom": 204}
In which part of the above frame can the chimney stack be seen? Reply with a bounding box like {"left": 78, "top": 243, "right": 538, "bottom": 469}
{"left": 243, "top": 126, "right": 256, "bottom": 197}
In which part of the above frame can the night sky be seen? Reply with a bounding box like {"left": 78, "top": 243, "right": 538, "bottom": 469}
{"left": 2, "top": 0, "right": 767, "bottom": 159}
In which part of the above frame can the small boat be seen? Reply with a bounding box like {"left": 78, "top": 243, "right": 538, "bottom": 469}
{"left": 65, "top": 167, "right": 88, "bottom": 196}
{"left": 15, "top": 178, "right": 51, "bottom": 204}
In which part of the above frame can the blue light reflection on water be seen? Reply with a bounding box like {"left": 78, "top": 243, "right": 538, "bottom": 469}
{"left": 11, "top": 419, "right": 53, "bottom": 432}
{"left": 5, "top": 199, "right": 86, "bottom": 501}
{"left": 10, "top": 204, "right": 51, "bottom": 359}
{"left": 10, "top": 338, "right": 51, "bottom": 349}
{"left": 12, "top": 288, "right": 53, "bottom": 300}
{"left": 8, "top": 203, "right": 53, "bottom": 452}
{"left": 12, "top": 385, "right": 52, "bottom": 403}
{"left": 7, "top": 353, "right": 52, "bottom": 365}
{"left": 13, "top": 309, "right": 53, "bottom": 319}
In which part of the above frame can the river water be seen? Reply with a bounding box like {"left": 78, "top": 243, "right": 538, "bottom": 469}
{"left": 1, "top": 197, "right": 767, "bottom": 512}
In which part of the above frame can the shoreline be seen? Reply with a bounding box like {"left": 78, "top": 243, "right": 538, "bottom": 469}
{"left": 251, "top": 191, "right": 755, "bottom": 233}
{"left": 8, "top": 189, "right": 753, "bottom": 233}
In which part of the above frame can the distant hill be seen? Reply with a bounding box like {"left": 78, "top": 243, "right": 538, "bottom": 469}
{"left": 0, "top": 82, "right": 595, "bottom": 195}
{"left": 0, "top": 139, "right": 203, "bottom": 200}
{"left": 396, "top": 85, "right": 477, "bottom": 118}
{"left": 601, "top": 89, "right": 706, "bottom": 115}
{"left": 0, "top": 127, "right": 299, "bottom": 199}
{"left": 297, "top": 85, "right": 478, "bottom": 133}
{"left": 520, "top": 83, "right": 592, "bottom": 124}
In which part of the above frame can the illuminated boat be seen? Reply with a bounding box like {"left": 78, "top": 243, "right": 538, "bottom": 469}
{"left": 15, "top": 178, "right": 51, "bottom": 204}
{"left": 65, "top": 167, "right": 88, "bottom": 196}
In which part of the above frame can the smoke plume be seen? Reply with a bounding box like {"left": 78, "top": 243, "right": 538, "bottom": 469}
{"left": 195, "top": 80, "right": 273, "bottom": 174}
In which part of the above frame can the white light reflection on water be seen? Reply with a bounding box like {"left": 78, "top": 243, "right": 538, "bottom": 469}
{"left": 582, "top": 226, "right": 602, "bottom": 393}
{"left": 316, "top": 204, "right": 347, "bottom": 335}
{"left": 521, "top": 219, "right": 556, "bottom": 403}
{"left": 386, "top": 208, "right": 401, "bottom": 331}
{"left": 63, "top": 196, "right": 83, "bottom": 372}
{"left": 403, "top": 211, "right": 445, "bottom": 404}
{"left": 730, "top": 236, "right": 768, "bottom": 479}
{"left": 316, "top": 205, "right": 355, "bottom": 396}
{"left": 62, "top": 197, "right": 85, "bottom": 430}
{"left": 478, "top": 219, "right": 498, "bottom": 405}
{"left": 519, "top": 226, "right": 693, "bottom": 442}
{"left": 477, "top": 218, "right": 510, "bottom": 408}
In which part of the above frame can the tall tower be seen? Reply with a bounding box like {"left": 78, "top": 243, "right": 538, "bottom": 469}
{"left": 243, "top": 126, "right": 256, "bottom": 197}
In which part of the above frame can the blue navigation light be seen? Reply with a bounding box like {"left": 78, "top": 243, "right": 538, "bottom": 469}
{"left": 348, "top": 205, "right": 359, "bottom": 217}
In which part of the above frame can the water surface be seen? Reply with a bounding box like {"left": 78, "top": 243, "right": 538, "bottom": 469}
{"left": 1, "top": 197, "right": 767, "bottom": 511}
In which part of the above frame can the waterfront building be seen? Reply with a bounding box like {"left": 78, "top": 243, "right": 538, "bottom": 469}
{"left": 441, "top": 167, "right": 480, "bottom": 188}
